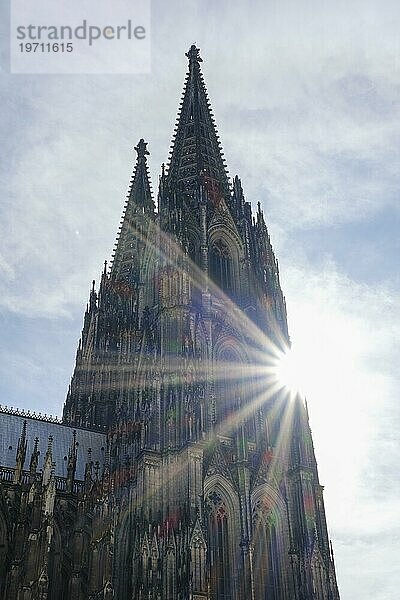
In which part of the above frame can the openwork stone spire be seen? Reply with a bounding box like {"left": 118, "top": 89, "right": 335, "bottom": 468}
{"left": 165, "top": 44, "right": 230, "bottom": 200}
{"left": 129, "top": 139, "right": 154, "bottom": 213}
{"left": 111, "top": 138, "right": 154, "bottom": 280}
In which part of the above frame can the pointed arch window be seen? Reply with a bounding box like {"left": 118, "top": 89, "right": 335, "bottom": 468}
{"left": 209, "top": 239, "right": 233, "bottom": 293}
{"left": 190, "top": 531, "right": 206, "bottom": 593}
{"left": 253, "top": 506, "right": 282, "bottom": 600}
{"left": 206, "top": 490, "right": 233, "bottom": 600}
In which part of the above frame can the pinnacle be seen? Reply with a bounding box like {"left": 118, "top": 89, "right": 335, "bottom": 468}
{"left": 124, "top": 139, "right": 154, "bottom": 214}
{"left": 186, "top": 44, "right": 202, "bottom": 65}
{"left": 110, "top": 140, "right": 155, "bottom": 279}
{"left": 135, "top": 138, "right": 150, "bottom": 161}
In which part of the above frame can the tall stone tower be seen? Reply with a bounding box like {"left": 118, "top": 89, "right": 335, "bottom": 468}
{"left": 0, "top": 45, "right": 340, "bottom": 600}
{"left": 62, "top": 45, "right": 340, "bottom": 600}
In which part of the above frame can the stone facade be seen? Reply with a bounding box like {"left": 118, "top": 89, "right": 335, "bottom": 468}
{"left": 0, "top": 46, "right": 340, "bottom": 599}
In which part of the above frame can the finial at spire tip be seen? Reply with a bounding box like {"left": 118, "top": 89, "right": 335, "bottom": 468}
{"left": 186, "top": 44, "right": 202, "bottom": 64}
{"left": 135, "top": 138, "right": 149, "bottom": 160}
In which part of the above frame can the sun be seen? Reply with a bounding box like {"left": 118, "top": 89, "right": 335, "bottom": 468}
{"left": 272, "top": 345, "right": 310, "bottom": 397}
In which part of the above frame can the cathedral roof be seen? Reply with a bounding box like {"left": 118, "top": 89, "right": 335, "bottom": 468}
{"left": 0, "top": 409, "right": 106, "bottom": 480}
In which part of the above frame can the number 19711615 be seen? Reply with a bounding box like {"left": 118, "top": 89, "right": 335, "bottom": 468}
{"left": 19, "top": 42, "right": 73, "bottom": 52}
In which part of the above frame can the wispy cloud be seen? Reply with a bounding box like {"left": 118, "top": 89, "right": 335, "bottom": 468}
{"left": 279, "top": 252, "right": 400, "bottom": 598}
{"left": 1, "top": 1, "right": 399, "bottom": 598}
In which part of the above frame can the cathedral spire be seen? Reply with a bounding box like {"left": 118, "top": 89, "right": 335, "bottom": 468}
{"left": 111, "top": 139, "right": 154, "bottom": 280}
{"left": 165, "top": 44, "right": 229, "bottom": 200}
{"left": 129, "top": 139, "right": 154, "bottom": 214}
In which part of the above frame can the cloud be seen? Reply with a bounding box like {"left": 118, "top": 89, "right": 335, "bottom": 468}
{"left": 1, "top": 1, "right": 399, "bottom": 598}
{"left": 279, "top": 252, "right": 400, "bottom": 598}
{"left": 223, "top": 68, "right": 400, "bottom": 230}
{"left": 336, "top": 533, "right": 400, "bottom": 600}
{"left": 1, "top": 0, "right": 400, "bottom": 316}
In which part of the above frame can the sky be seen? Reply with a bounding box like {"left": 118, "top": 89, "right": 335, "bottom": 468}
{"left": 1, "top": 0, "right": 399, "bottom": 598}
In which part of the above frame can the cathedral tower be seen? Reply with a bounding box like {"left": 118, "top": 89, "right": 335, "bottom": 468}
{"left": 63, "top": 44, "right": 339, "bottom": 600}
{"left": 0, "top": 46, "right": 340, "bottom": 600}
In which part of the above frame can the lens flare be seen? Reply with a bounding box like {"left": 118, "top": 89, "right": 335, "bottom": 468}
{"left": 272, "top": 346, "right": 309, "bottom": 397}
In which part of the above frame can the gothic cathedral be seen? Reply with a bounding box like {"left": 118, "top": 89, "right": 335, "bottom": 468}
{"left": 0, "top": 46, "right": 340, "bottom": 600}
